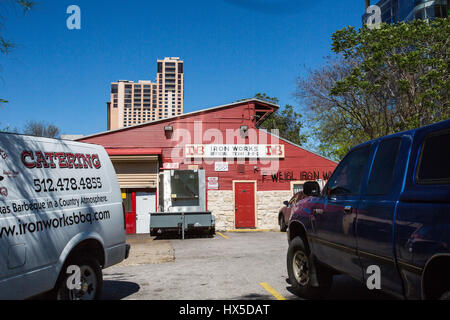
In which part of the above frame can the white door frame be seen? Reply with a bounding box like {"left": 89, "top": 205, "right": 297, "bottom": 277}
{"left": 135, "top": 192, "right": 155, "bottom": 234}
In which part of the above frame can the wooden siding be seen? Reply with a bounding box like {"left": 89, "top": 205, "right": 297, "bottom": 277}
{"left": 113, "top": 160, "right": 158, "bottom": 188}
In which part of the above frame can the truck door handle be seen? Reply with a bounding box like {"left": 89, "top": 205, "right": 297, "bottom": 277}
{"left": 344, "top": 206, "right": 352, "bottom": 214}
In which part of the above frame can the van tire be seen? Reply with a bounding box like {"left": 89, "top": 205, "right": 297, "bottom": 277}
{"left": 55, "top": 256, "right": 103, "bottom": 300}
{"left": 287, "top": 236, "right": 332, "bottom": 299}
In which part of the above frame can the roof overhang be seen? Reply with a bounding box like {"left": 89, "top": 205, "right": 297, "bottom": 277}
{"left": 253, "top": 102, "right": 279, "bottom": 127}
{"left": 106, "top": 148, "right": 162, "bottom": 156}
{"left": 106, "top": 148, "right": 161, "bottom": 161}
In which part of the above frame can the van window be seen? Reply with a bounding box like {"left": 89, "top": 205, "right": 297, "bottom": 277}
{"left": 327, "top": 146, "right": 371, "bottom": 195}
{"left": 366, "top": 139, "right": 401, "bottom": 195}
{"left": 417, "top": 130, "right": 450, "bottom": 184}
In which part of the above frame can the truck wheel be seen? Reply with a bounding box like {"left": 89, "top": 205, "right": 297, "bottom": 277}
{"left": 287, "top": 236, "right": 332, "bottom": 299}
{"left": 279, "top": 215, "right": 287, "bottom": 232}
{"left": 439, "top": 291, "right": 450, "bottom": 300}
{"left": 55, "top": 256, "right": 103, "bottom": 300}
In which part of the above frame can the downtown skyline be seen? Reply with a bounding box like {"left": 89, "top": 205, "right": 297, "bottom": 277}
{"left": 1, "top": 0, "right": 364, "bottom": 136}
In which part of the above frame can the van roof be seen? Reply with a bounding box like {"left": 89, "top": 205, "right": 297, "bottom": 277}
{"left": 0, "top": 131, "right": 104, "bottom": 148}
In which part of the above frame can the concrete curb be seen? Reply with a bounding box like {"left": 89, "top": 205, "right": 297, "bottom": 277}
{"left": 225, "top": 229, "right": 275, "bottom": 232}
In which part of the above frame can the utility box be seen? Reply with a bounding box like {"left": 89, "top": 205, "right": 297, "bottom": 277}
{"left": 159, "top": 169, "right": 206, "bottom": 212}
{"left": 150, "top": 170, "right": 215, "bottom": 238}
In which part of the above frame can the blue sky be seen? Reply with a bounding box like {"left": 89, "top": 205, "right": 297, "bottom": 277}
{"left": 0, "top": 0, "right": 364, "bottom": 135}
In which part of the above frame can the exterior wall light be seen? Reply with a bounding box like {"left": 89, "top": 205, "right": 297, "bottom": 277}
{"left": 240, "top": 125, "right": 249, "bottom": 138}
{"left": 164, "top": 125, "right": 173, "bottom": 139}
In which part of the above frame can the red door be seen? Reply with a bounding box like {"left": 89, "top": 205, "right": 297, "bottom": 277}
{"left": 234, "top": 182, "right": 255, "bottom": 228}
{"left": 125, "top": 192, "right": 136, "bottom": 234}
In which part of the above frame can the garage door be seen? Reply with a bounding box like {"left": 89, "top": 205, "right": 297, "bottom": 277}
{"left": 112, "top": 160, "right": 158, "bottom": 188}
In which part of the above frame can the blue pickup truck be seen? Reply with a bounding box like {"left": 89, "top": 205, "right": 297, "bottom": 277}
{"left": 287, "top": 119, "right": 450, "bottom": 300}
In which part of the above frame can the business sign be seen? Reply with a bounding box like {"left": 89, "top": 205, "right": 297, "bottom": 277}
{"left": 214, "top": 162, "right": 229, "bottom": 172}
{"left": 185, "top": 144, "right": 284, "bottom": 159}
{"left": 207, "top": 177, "right": 219, "bottom": 190}
{"left": 163, "top": 162, "right": 180, "bottom": 170}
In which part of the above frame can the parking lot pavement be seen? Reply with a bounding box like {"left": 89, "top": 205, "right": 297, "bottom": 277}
{"left": 117, "top": 235, "right": 174, "bottom": 266}
{"left": 102, "top": 232, "right": 395, "bottom": 300}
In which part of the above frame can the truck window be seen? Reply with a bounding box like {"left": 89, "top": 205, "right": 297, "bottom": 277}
{"left": 326, "top": 146, "right": 371, "bottom": 195}
{"left": 416, "top": 129, "right": 450, "bottom": 184}
{"left": 366, "top": 139, "right": 401, "bottom": 195}
{"left": 292, "top": 183, "right": 303, "bottom": 195}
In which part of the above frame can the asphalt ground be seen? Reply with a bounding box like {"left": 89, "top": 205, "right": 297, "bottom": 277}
{"left": 101, "top": 231, "right": 395, "bottom": 300}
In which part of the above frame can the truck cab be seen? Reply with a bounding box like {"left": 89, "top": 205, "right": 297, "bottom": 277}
{"left": 287, "top": 119, "right": 450, "bottom": 300}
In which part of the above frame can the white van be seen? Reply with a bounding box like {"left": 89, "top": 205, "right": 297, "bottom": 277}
{"left": 0, "top": 133, "right": 130, "bottom": 300}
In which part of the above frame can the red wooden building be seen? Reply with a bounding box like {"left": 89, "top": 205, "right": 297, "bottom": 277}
{"left": 78, "top": 99, "right": 337, "bottom": 233}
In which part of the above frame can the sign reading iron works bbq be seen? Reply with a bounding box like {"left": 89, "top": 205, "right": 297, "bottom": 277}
{"left": 185, "top": 144, "right": 285, "bottom": 159}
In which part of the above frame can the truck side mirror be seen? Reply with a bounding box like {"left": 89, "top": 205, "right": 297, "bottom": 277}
{"left": 303, "top": 181, "right": 320, "bottom": 197}
{"left": 283, "top": 201, "right": 289, "bottom": 206}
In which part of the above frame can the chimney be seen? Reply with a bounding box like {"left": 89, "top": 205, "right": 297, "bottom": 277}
{"left": 365, "top": 0, "right": 370, "bottom": 9}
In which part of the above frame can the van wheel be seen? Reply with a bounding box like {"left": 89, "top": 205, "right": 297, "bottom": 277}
{"left": 287, "top": 237, "right": 332, "bottom": 299}
{"left": 279, "top": 215, "right": 287, "bottom": 232}
{"left": 55, "top": 256, "right": 103, "bottom": 300}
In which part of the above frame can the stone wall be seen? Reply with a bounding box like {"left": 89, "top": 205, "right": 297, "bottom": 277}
{"left": 207, "top": 190, "right": 235, "bottom": 231}
{"left": 208, "top": 189, "right": 292, "bottom": 231}
{"left": 256, "top": 190, "right": 291, "bottom": 230}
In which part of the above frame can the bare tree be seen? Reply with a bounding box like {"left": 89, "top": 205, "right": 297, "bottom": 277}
{"left": 0, "top": 0, "right": 35, "bottom": 108}
{"left": 295, "top": 56, "right": 388, "bottom": 160}
{"left": 23, "top": 121, "right": 60, "bottom": 138}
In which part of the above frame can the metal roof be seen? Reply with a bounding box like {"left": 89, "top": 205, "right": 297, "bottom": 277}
{"left": 78, "top": 98, "right": 279, "bottom": 140}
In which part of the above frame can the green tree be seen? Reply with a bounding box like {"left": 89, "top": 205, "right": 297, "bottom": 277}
{"left": 252, "top": 93, "right": 308, "bottom": 146}
{"left": 252, "top": 92, "right": 279, "bottom": 104}
{"left": 297, "top": 18, "right": 450, "bottom": 160}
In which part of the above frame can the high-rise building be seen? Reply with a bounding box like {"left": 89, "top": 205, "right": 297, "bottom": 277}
{"left": 107, "top": 57, "right": 184, "bottom": 130}
{"left": 363, "top": 0, "right": 448, "bottom": 25}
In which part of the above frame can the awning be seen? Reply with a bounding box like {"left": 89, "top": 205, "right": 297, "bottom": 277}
{"left": 105, "top": 148, "right": 162, "bottom": 156}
